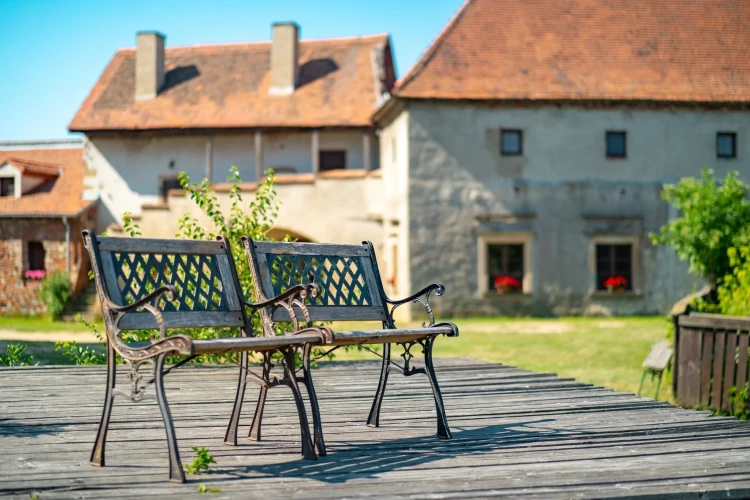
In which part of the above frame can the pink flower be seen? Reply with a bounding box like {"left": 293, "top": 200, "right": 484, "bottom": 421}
{"left": 24, "top": 270, "right": 46, "bottom": 280}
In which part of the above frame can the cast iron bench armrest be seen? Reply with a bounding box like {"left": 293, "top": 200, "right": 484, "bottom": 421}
{"left": 243, "top": 283, "right": 333, "bottom": 343}
{"left": 384, "top": 283, "right": 448, "bottom": 328}
{"left": 102, "top": 284, "right": 194, "bottom": 361}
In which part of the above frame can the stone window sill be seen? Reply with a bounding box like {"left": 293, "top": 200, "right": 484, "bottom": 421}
{"left": 588, "top": 290, "right": 643, "bottom": 299}
{"left": 481, "top": 292, "right": 533, "bottom": 299}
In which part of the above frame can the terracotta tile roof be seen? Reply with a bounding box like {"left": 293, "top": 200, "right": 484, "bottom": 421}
{"left": 0, "top": 148, "right": 94, "bottom": 217}
{"left": 394, "top": 0, "right": 750, "bottom": 103}
{"left": 4, "top": 157, "right": 60, "bottom": 177}
{"left": 69, "top": 34, "right": 395, "bottom": 132}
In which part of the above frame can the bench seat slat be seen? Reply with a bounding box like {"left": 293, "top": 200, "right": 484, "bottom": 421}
{"left": 118, "top": 311, "right": 245, "bottom": 330}
{"left": 271, "top": 306, "right": 387, "bottom": 322}
{"left": 97, "top": 237, "right": 226, "bottom": 255}
{"left": 253, "top": 241, "right": 369, "bottom": 257}
{"left": 192, "top": 334, "right": 324, "bottom": 354}
{"left": 331, "top": 326, "right": 456, "bottom": 346}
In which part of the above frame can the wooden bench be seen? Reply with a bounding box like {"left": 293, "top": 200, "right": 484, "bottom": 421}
{"left": 225, "top": 238, "right": 459, "bottom": 456}
{"left": 82, "top": 231, "right": 332, "bottom": 482}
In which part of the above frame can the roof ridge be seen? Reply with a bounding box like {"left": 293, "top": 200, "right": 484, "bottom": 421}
{"left": 116, "top": 32, "right": 390, "bottom": 54}
{"left": 393, "top": 0, "right": 474, "bottom": 93}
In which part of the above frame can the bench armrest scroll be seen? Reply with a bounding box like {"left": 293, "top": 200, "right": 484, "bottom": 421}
{"left": 105, "top": 285, "right": 193, "bottom": 361}
{"left": 386, "top": 283, "right": 445, "bottom": 328}
{"left": 245, "top": 284, "right": 331, "bottom": 339}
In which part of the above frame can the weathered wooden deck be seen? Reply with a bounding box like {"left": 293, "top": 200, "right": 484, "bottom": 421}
{"left": 2, "top": 358, "right": 750, "bottom": 499}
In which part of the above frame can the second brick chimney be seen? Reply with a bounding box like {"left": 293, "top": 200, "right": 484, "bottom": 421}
{"left": 269, "top": 23, "right": 299, "bottom": 96}
{"left": 135, "top": 31, "right": 165, "bottom": 101}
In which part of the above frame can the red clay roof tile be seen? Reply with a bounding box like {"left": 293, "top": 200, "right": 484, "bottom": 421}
{"left": 0, "top": 148, "right": 93, "bottom": 217}
{"left": 395, "top": 0, "right": 750, "bottom": 103}
{"left": 69, "top": 34, "right": 395, "bottom": 132}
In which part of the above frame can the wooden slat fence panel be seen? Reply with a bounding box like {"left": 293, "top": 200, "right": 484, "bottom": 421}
{"left": 676, "top": 327, "right": 702, "bottom": 407}
{"left": 711, "top": 331, "right": 726, "bottom": 409}
{"left": 737, "top": 334, "right": 749, "bottom": 391}
{"left": 722, "top": 332, "right": 738, "bottom": 412}
{"left": 699, "top": 330, "right": 714, "bottom": 407}
{"left": 676, "top": 313, "right": 750, "bottom": 412}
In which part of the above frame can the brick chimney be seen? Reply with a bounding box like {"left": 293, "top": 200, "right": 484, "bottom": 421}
{"left": 269, "top": 23, "right": 299, "bottom": 96}
{"left": 135, "top": 31, "right": 165, "bottom": 101}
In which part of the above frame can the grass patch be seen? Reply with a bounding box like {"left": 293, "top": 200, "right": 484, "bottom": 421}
{"left": 0, "top": 340, "right": 105, "bottom": 366}
{"left": 2, "top": 316, "right": 671, "bottom": 400}
{"left": 0, "top": 315, "right": 103, "bottom": 333}
{"left": 330, "top": 316, "right": 671, "bottom": 400}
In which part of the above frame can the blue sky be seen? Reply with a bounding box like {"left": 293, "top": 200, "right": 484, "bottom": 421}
{"left": 0, "top": 0, "right": 462, "bottom": 142}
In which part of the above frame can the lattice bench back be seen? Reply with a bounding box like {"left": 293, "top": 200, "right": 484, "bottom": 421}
{"left": 83, "top": 231, "right": 248, "bottom": 331}
{"left": 244, "top": 239, "right": 388, "bottom": 323}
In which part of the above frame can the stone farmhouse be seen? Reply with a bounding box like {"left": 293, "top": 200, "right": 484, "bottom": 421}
{"left": 69, "top": 23, "right": 394, "bottom": 249}
{"left": 0, "top": 141, "right": 97, "bottom": 314}
{"left": 62, "top": 1, "right": 750, "bottom": 319}
{"left": 375, "top": 0, "right": 750, "bottom": 317}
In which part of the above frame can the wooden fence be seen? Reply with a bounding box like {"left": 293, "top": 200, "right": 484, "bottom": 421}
{"left": 674, "top": 313, "right": 750, "bottom": 410}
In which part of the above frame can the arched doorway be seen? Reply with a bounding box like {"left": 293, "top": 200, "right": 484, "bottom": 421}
{"left": 266, "top": 227, "right": 314, "bottom": 243}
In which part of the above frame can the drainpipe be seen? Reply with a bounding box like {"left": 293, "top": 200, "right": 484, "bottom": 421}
{"left": 62, "top": 216, "right": 71, "bottom": 275}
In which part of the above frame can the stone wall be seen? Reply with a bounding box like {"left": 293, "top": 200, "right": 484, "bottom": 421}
{"left": 393, "top": 101, "right": 748, "bottom": 317}
{"left": 0, "top": 207, "right": 96, "bottom": 315}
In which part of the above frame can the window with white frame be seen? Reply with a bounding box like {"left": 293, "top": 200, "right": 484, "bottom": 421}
{"left": 589, "top": 236, "right": 640, "bottom": 293}
{"left": 478, "top": 233, "right": 532, "bottom": 295}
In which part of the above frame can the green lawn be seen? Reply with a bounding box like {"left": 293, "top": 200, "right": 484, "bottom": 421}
{"left": 328, "top": 316, "right": 672, "bottom": 400}
{"left": 0, "top": 316, "right": 671, "bottom": 400}
{"left": 0, "top": 315, "right": 103, "bottom": 333}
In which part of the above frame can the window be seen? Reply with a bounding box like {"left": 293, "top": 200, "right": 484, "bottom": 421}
{"left": 0, "top": 177, "right": 14, "bottom": 197}
{"left": 159, "top": 176, "right": 181, "bottom": 202}
{"left": 717, "top": 132, "right": 737, "bottom": 159}
{"left": 319, "top": 150, "right": 347, "bottom": 171}
{"left": 487, "top": 244, "right": 524, "bottom": 293}
{"left": 595, "top": 244, "right": 632, "bottom": 290}
{"left": 606, "top": 131, "right": 627, "bottom": 158}
{"left": 27, "top": 242, "right": 45, "bottom": 271}
{"left": 501, "top": 129, "right": 523, "bottom": 156}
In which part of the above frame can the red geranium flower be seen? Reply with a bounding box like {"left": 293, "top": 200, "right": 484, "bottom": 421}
{"left": 603, "top": 276, "right": 628, "bottom": 288}
{"left": 494, "top": 276, "right": 521, "bottom": 289}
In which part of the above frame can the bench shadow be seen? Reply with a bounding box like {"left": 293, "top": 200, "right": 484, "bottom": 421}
{"left": 0, "top": 417, "right": 68, "bottom": 438}
{"left": 230, "top": 419, "right": 579, "bottom": 483}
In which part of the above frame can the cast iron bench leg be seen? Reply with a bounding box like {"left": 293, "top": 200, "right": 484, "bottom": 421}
{"left": 424, "top": 336, "right": 452, "bottom": 439}
{"left": 301, "top": 343, "right": 326, "bottom": 456}
{"left": 155, "top": 353, "right": 186, "bottom": 483}
{"left": 90, "top": 343, "right": 116, "bottom": 467}
{"left": 225, "top": 350, "right": 249, "bottom": 446}
{"left": 249, "top": 351, "right": 271, "bottom": 441}
{"left": 367, "top": 342, "right": 391, "bottom": 427}
{"left": 283, "top": 348, "right": 317, "bottom": 460}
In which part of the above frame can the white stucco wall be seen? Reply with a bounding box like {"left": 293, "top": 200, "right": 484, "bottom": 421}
{"left": 387, "top": 101, "right": 748, "bottom": 317}
{"left": 133, "top": 175, "right": 384, "bottom": 248}
{"left": 85, "top": 129, "right": 375, "bottom": 231}
{"left": 378, "top": 110, "right": 411, "bottom": 306}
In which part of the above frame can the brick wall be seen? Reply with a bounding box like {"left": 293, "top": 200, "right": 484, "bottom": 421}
{"left": 0, "top": 207, "right": 96, "bottom": 315}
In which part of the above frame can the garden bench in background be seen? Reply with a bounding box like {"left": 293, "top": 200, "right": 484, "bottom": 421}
{"left": 225, "top": 238, "right": 458, "bottom": 456}
{"left": 82, "top": 231, "right": 331, "bottom": 482}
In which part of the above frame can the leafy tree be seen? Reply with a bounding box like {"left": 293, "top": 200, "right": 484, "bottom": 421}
{"left": 651, "top": 169, "right": 750, "bottom": 285}
{"left": 715, "top": 246, "right": 750, "bottom": 316}
{"left": 38, "top": 272, "right": 72, "bottom": 320}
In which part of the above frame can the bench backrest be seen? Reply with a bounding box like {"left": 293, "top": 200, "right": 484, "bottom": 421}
{"left": 244, "top": 239, "right": 388, "bottom": 323}
{"left": 83, "top": 231, "right": 248, "bottom": 331}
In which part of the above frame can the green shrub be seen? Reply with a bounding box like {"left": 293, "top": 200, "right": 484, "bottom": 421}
{"left": 0, "top": 343, "right": 37, "bottom": 367}
{"left": 715, "top": 246, "right": 750, "bottom": 316}
{"left": 38, "top": 272, "right": 72, "bottom": 320}
{"left": 651, "top": 169, "right": 750, "bottom": 285}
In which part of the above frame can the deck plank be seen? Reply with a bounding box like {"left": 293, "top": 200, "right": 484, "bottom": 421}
{"left": 2, "top": 358, "right": 750, "bottom": 499}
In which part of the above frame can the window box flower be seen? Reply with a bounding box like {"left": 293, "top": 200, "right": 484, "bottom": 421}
{"left": 493, "top": 275, "right": 521, "bottom": 294}
{"left": 24, "top": 270, "right": 46, "bottom": 280}
{"left": 603, "top": 275, "right": 628, "bottom": 293}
